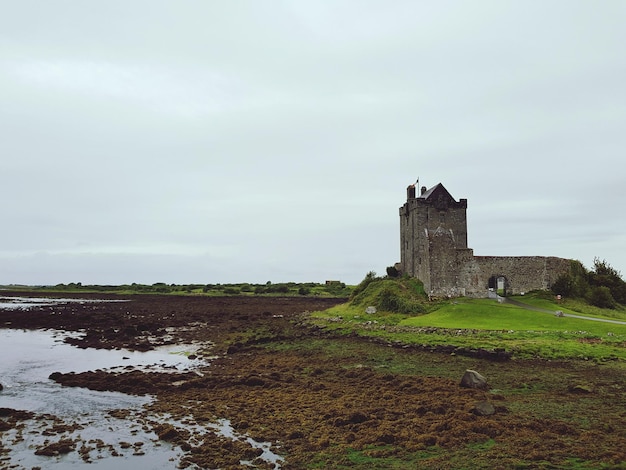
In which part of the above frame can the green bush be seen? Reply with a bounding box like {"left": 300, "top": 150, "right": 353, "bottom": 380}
{"left": 386, "top": 265, "right": 400, "bottom": 278}
{"left": 349, "top": 273, "right": 427, "bottom": 315}
{"left": 553, "top": 258, "right": 626, "bottom": 307}
{"left": 152, "top": 282, "right": 170, "bottom": 293}
{"left": 589, "top": 286, "right": 617, "bottom": 309}
{"left": 589, "top": 258, "right": 626, "bottom": 304}
{"left": 266, "top": 284, "right": 289, "bottom": 294}
{"left": 378, "top": 287, "right": 425, "bottom": 314}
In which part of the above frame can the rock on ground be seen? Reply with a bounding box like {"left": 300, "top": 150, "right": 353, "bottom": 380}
{"left": 460, "top": 369, "right": 490, "bottom": 390}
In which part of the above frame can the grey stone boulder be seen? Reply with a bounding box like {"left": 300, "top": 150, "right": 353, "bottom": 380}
{"left": 460, "top": 369, "right": 490, "bottom": 390}
{"left": 472, "top": 401, "right": 495, "bottom": 416}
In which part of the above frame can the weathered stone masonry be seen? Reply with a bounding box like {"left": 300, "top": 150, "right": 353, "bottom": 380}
{"left": 399, "top": 183, "right": 571, "bottom": 298}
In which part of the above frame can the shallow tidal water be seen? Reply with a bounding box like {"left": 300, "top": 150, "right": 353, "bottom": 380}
{"left": 0, "top": 328, "right": 204, "bottom": 469}
{"left": 0, "top": 296, "right": 284, "bottom": 470}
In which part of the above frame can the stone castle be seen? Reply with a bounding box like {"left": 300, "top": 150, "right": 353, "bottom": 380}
{"left": 398, "top": 182, "right": 571, "bottom": 298}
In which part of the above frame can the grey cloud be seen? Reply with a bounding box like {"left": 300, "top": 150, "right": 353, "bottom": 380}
{"left": 1, "top": 1, "right": 625, "bottom": 285}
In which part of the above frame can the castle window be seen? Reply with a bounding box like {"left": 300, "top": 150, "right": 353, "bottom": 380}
{"left": 439, "top": 212, "right": 445, "bottom": 223}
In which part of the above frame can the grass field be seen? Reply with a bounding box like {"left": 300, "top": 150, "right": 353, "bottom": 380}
{"left": 295, "top": 290, "right": 626, "bottom": 468}
{"left": 399, "top": 298, "right": 625, "bottom": 332}
{"left": 310, "top": 294, "right": 626, "bottom": 361}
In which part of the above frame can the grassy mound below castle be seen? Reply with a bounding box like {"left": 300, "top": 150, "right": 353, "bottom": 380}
{"left": 309, "top": 274, "right": 626, "bottom": 362}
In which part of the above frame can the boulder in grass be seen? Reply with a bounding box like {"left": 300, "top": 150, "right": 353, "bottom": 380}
{"left": 460, "top": 369, "right": 490, "bottom": 390}
{"left": 472, "top": 400, "right": 496, "bottom": 416}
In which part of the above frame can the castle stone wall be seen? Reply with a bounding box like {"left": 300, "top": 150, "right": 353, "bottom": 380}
{"left": 461, "top": 255, "right": 571, "bottom": 297}
{"left": 399, "top": 183, "right": 572, "bottom": 298}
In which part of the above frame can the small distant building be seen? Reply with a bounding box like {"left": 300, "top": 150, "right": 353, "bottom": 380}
{"left": 398, "top": 182, "right": 570, "bottom": 298}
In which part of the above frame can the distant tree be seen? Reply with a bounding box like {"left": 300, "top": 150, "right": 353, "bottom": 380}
{"left": 589, "top": 286, "right": 617, "bottom": 309}
{"left": 152, "top": 282, "right": 170, "bottom": 293}
{"left": 274, "top": 284, "right": 289, "bottom": 294}
{"left": 552, "top": 261, "right": 589, "bottom": 298}
{"left": 588, "top": 258, "right": 626, "bottom": 304}
{"left": 592, "top": 257, "right": 622, "bottom": 278}
{"left": 553, "top": 258, "right": 625, "bottom": 307}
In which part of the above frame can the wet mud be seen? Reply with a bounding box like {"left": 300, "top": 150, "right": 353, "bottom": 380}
{"left": 1, "top": 292, "right": 626, "bottom": 469}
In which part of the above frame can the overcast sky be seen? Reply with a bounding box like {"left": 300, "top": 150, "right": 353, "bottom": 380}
{"left": 1, "top": 1, "right": 625, "bottom": 286}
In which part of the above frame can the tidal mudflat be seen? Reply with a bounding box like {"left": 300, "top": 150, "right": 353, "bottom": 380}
{"left": 0, "top": 293, "right": 341, "bottom": 469}
{"left": 1, "top": 292, "right": 625, "bottom": 469}
{"left": 0, "top": 321, "right": 209, "bottom": 468}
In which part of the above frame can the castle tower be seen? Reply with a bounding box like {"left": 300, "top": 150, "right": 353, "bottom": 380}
{"left": 398, "top": 181, "right": 572, "bottom": 298}
{"left": 399, "top": 183, "right": 468, "bottom": 295}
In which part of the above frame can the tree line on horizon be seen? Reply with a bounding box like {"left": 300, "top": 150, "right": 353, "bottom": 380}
{"left": 10, "top": 280, "right": 352, "bottom": 298}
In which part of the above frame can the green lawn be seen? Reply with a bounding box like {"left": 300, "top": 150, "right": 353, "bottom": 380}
{"left": 399, "top": 299, "right": 626, "bottom": 335}
{"left": 310, "top": 297, "right": 626, "bottom": 361}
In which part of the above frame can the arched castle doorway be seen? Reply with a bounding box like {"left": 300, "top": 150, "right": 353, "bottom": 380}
{"left": 488, "top": 275, "right": 508, "bottom": 296}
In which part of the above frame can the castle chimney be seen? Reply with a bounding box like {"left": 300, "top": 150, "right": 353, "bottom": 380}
{"left": 421, "top": 186, "right": 427, "bottom": 195}
{"left": 407, "top": 185, "right": 416, "bottom": 199}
